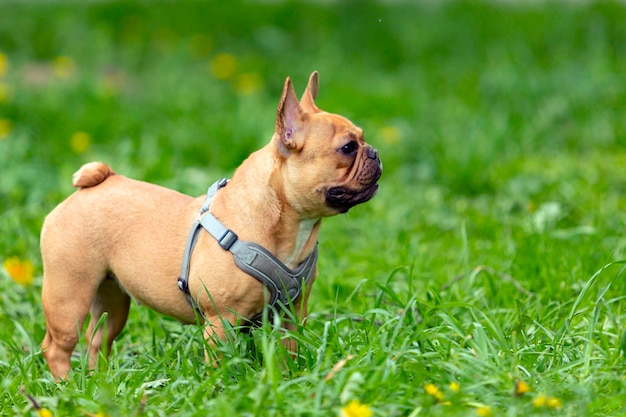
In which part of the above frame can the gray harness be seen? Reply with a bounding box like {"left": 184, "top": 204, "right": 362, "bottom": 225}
{"left": 177, "top": 178, "right": 318, "bottom": 327}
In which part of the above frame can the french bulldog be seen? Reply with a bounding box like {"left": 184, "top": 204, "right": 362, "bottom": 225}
{"left": 40, "top": 71, "right": 382, "bottom": 379}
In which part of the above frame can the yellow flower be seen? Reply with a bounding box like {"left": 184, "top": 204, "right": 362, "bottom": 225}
{"left": 70, "top": 131, "right": 91, "bottom": 153}
{"left": 476, "top": 405, "right": 492, "bottom": 417}
{"left": 379, "top": 125, "right": 401, "bottom": 145}
{"left": 52, "top": 56, "right": 75, "bottom": 78}
{"left": 340, "top": 400, "right": 373, "bottom": 417}
{"left": 0, "top": 51, "right": 8, "bottom": 76}
{"left": 37, "top": 409, "right": 53, "bottom": 417}
{"left": 0, "top": 118, "right": 12, "bottom": 139}
{"left": 234, "top": 72, "right": 262, "bottom": 95}
{"left": 3, "top": 257, "right": 34, "bottom": 286}
{"left": 532, "top": 393, "right": 562, "bottom": 409}
{"left": 532, "top": 393, "right": 547, "bottom": 408}
{"left": 210, "top": 53, "right": 237, "bottom": 80}
{"left": 0, "top": 82, "right": 10, "bottom": 103}
{"left": 424, "top": 383, "right": 444, "bottom": 402}
{"left": 514, "top": 380, "right": 530, "bottom": 396}
{"left": 449, "top": 381, "right": 460, "bottom": 393}
{"left": 546, "top": 397, "right": 562, "bottom": 409}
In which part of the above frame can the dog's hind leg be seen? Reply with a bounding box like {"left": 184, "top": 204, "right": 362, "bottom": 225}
{"left": 41, "top": 266, "right": 101, "bottom": 380}
{"left": 85, "top": 276, "right": 131, "bottom": 369}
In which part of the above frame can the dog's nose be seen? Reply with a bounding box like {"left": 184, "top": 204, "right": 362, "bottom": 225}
{"left": 367, "top": 147, "right": 378, "bottom": 160}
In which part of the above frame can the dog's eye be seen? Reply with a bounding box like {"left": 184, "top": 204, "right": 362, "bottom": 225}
{"left": 340, "top": 141, "right": 358, "bottom": 155}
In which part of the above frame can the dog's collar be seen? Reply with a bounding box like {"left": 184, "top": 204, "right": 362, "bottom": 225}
{"left": 177, "top": 178, "right": 318, "bottom": 327}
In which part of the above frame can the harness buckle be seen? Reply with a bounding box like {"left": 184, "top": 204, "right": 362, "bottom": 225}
{"left": 218, "top": 229, "right": 238, "bottom": 250}
{"left": 177, "top": 276, "right": 189, "bottom": 294}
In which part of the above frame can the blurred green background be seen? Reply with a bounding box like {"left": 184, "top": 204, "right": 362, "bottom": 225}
{"left": 2, "top": 1, "right": 623, "bottom": 184}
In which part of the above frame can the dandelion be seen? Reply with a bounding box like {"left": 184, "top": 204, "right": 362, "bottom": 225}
{"left": 70, "top": 131, "right": 91, "bottom": 153}
{"left": 532, "top": 393, "right": 562, "bottom": 409}
{"left": 546, "top": 397, "right": 562, "bottom": 409}
{"left": 340, "top": 400, "right": 373, "bottom": 417}
{"left": 449, "top": 381, "right": 460, "bottom": 393}
{"left": 424, "top": 383, "right": 444, "bottom": 402}
{"left": 3, "top": 256, "right": 34, "bottom": 286}
{"left": 532, "top": 393, "right": 547, "bottom": 408}
{"left": 234, "top": 72, "right": 262, "bottom": 95}
{"left": 52, "top": 56, "right": 75, "bottom": 78}
{"left": 0, "top": 118, "right": 12, "bottom": 139}
{"left": 0, "top": 82, "right": 10, "bottom": 103}
{"left": 0, "top": 51, "right": 8, "bottom": 76}
{"left": 514, "top": 380, "right": 530, "bottom": 396}
{"left": 379, "top": 125, "right": 401, "bottom": 145}
{"left": 210, "top": 53, "right": 237, "bottom": 80}
{"left": 476, "top": 405, "right": 492, "bottom": 417}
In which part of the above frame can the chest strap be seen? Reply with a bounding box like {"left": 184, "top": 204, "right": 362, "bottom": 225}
{"left": 177, "top": 178, "right": 318, "bottom": 327}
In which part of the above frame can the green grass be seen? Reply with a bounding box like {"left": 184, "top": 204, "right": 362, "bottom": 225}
{"left": 2, "top": 0, "right": 626, "bottom": 415}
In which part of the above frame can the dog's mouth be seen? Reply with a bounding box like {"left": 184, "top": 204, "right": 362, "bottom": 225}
{"left": 325, "top": 182, "right": 379, "bottom": 213}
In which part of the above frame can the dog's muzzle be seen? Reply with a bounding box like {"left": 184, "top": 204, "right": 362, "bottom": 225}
{"left": 326, "top": 146, "right": 382, "bottom": 213}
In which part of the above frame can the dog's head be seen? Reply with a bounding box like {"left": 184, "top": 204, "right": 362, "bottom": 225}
{"left": 273, "top": 72, "right": 382, "bottom": 217}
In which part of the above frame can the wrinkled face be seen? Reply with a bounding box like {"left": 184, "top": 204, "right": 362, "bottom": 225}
{"left": 281, "top": 112, "right": 382, "bottom": 217}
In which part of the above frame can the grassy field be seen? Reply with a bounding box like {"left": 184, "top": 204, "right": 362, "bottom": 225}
{"left": 2, "top": 1, "right": 626, "bottom": 415}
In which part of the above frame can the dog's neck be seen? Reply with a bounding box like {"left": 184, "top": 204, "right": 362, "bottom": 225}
{"left": 284, "top": 217, "right": 319, "bottom": 266}
{"left": 212, "top": 146, "right": 321, "bottom": 269}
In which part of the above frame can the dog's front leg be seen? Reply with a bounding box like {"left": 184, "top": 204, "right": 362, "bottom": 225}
{"left": 282, "top": 272, "right": 316, "bottom": 355}
{"left": 202, "top": 313, "right": 235, "bottom": 366}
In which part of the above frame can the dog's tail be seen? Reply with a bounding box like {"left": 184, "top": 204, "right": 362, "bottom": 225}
{"left": 72, "top": 162, "right": 115, "bottom": 188}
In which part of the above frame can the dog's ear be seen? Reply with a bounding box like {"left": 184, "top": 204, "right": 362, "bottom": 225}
{"left": 275, "top": 76, "right": 305, "bottom": 156}
{"left": 300, "top": 71, "right": 319, "bottom": 112}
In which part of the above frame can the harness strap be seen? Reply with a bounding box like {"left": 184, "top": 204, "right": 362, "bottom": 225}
{"left": 177, "top": 179, "right": 228, "bottom": 316}
{"left": 178, "top": 178, "right": 318, "bottom": 327}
